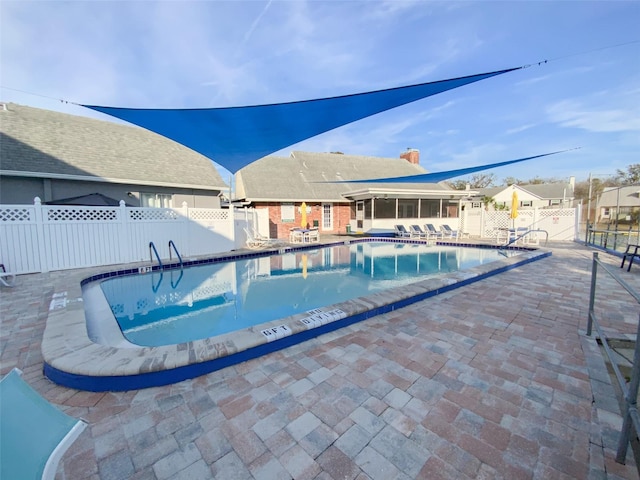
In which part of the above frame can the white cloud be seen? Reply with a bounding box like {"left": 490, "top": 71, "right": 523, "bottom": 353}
{"left": 547, "top": 99, "right": 640, "bottom": 133}
{"left": 506, "top": 124, "right": 536, "bottom": 135}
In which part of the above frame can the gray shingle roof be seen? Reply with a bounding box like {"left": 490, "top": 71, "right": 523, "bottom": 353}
{"left": 0, "top": 103, "right": 226, "bottom": 190}
{"left": 477, "top": 182, "right": 574, "bottom": 200}
{"left": 598, "top": 186, "right": 640, "bottom": 207}
{"left": 522, "top": 183, "right": 574, "bottom": 199}
{"left": 235, "top": 150, "right": 452, "bottom": 201}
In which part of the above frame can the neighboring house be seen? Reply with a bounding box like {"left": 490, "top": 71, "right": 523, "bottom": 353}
{"left": 595, "top": 186, "right": 640, "bottom": 225}
{"left": 473, "top": 179, "right": 575, "bottom": 211}
{"left": 0, "top": 103, "right": 227, "bottom": 207}
{"left": 234, "top": 149, "right": 473, "bottom": 238}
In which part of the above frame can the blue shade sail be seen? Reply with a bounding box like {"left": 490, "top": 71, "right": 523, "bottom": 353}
{"left": 82, "top": 68, "right": 520, "bottom": 173}
{"left": 322, "top": 150, "right": 574, "bottom": 184}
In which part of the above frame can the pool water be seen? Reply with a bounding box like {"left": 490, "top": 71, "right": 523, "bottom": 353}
{"left": 99, "top": 242, "right": 521, "bottom": 347}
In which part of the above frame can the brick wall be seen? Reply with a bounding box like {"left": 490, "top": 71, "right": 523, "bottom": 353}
{"left": 400, "top": 149, "right": 420, "bottom": 165}
{"left": 255, "top": 202, "right": 353, "bottom": 239}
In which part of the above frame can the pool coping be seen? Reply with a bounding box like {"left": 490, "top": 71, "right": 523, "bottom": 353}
{"left": 42, "top": 239, "right": 551, "bottom": 391}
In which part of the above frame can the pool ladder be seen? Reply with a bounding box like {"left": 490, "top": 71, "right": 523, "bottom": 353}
{"left": 148, "top": 241, "right": 184, "bottom": 291}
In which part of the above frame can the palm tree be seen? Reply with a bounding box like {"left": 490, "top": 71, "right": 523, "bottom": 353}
{"left": 481, "top": 195, "right": 495, "bottom": 211}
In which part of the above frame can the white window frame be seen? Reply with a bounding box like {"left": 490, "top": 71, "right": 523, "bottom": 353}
{"left": 140, "top": 193, "right": 173, "bottom": 208}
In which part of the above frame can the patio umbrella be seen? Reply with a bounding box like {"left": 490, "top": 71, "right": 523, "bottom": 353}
{"left": 510, "top": 190, "right": 519, "bottom": 228}
{"left": 300, "top": 202, "right": 307, "bottom": 229}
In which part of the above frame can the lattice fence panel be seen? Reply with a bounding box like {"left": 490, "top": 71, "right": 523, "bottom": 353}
{"left": 0, "top": 207, "right": 33, "bottom": 222}
{"left": 538, "top": 208, "right": 575, "bottom": 218}
{"left": 46, "top": 207, "right": 118, "bottom": 222}
{"left": 128, "top": 208, "right": 181, "bottom": 222}
{"left": 189, "top": 209, "right": 229, "bottom": 221}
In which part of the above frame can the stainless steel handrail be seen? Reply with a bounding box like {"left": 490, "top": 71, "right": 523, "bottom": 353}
{"left": 587, "top": 252, "right": 640, "bottom": 464}
{"left": 500, "top": 229, "right": 549, "bottom": 248}
{"left": 168, "top": 240, "right": 183, "bottom": 267}
{"left": 149, "top": 241, "right": 163, "bottom": 268}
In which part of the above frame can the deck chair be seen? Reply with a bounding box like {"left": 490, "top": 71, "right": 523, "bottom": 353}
{"left": 440, "top": 224, "right": 459, "bottom": 239}
{"left": 409, "top": 225, "right": 428, "bottom": 239}
{"left": 243, "top": 228, "right": 268, "bottom": 249}
{"left": 394, "top": 225, "right": 411, "bottom": 238}
{"left": 424, "top": 224, "right": 444, "bottom": 240}
{"left": 0, "top": 368, "right": 87, "bottom": 480}
{"left": 0, "top": 263, "right": 16, "bottom": 287}
{"left": 289, "top": 228, "right": 305, "bottom": 243}
{"left": 305, "top": 228, "right": 320, "bottom": 243}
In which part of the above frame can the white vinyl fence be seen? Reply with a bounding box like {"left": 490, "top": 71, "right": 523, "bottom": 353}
{"left": 462, "top": 205, "right": 580, "bottom": 242}
{"left": 0, "top": 198, "right": 262, "bottom": 274}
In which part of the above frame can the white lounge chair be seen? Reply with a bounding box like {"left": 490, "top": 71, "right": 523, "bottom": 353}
{"left": 394, "top": 225, "right": 411, "bottom": 238}
{"left": 244, "top": 227, "right": 269, "bottom": 249}
{"left": 409, "top": 225, "right": 428, "bottom": 239}
{"left": 440, "top": 224, "right": 459, "bottom": 239}
{"left": 0, "top": 263, "right": 15, "bottom": 287}
{"left": 424, "top": 224, "right": 444, "bottom": 241}
{"left": 0, "top": 368, "right": 87, "bottom": 480}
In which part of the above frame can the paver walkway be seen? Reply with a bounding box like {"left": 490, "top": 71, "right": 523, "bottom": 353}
{"left": 1, "top": 242, "right": 639, "bottom": 479}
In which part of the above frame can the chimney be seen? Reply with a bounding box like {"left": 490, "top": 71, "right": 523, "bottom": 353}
{"left": 400, "top": 148, "right": 419, "bottom": 165}
{"left": 569, "top": 176, "right": 575, "bottom": 189}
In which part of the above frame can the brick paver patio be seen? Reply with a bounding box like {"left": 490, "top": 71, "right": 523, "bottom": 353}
{"left": 1, "top": 242, "right": 639, "bottom": 479}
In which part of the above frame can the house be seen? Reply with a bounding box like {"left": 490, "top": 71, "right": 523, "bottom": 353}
{"left": 473, "top": 179, "right": 575, "bottom": 211}
{"left": 595, "top": 186, "right": 640, "bottom": 225}
{"left": 234, "top": 149, "right": 473, "bottom": 238}
{"left": 0, "top": 103, "right": 227, "bottom": 207}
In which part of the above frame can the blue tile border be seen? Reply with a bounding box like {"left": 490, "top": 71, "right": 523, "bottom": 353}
{"left": 80, "top": 238, "right": 535, "bottom": 286}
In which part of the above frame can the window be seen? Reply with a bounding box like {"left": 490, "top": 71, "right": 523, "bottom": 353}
{"left": 374, "top": 198, "right": 396, "bottom": 218}
{"left": 419, "top": 199, "right": 440, "bottom": 218}
{"left": 281, "top": 203, "right": 294, "bottom": 222}
{"left": 521, "top": 200, "right": 532, "bottom": 207}
{"left": 140, "top": 193, "right": 172, "bottom": 208}
{"left": 549, "top": 199, "right": 561, "bottom": 206}
{"left": 397, "top": 199, "right": 418, "bottom": 218}
{"left": 471, "top": 202, "right": 482, "bottom": 209}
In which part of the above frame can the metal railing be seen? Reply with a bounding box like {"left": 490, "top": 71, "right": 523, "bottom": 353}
{"left": 168, "top": 241, "right": 184, "bottom": 288}
{"left": 587, "top": 252, "right": 640, "bottom": 463}
{"left": 500, "top": 229, "right": 549, "bottom": 248}
{"left": 149, "top": 242, "right": 163, "bottom": 268}
{"left": 586, "top": 224, "right": 640, "bottom": 253}
{"left": 168, "top": 240, "right": 183, "bottom": 267}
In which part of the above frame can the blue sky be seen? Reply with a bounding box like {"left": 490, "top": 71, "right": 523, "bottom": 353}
{"left": 1, "top": 1, "right": 638, "bottom": 186}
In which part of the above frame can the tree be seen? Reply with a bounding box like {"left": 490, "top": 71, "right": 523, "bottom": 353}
{"left": 573, "top": 180, "right": 590, "bottom": 203}
{"left": 447, "top": 173, "right": 496, "bottom": 190}
{"left": 502, "top": 176, "right": 523, "bottom": 186}
{"left": 481, "top": 195, "right": 495, "bottom": 211}
{"left": 616, "top": 164, "right": 640, "bottom": 185}
{"left": 502, "top": 176, "right": 561, "bottom": 186}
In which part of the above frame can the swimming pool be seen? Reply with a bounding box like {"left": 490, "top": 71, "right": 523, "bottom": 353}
{"left": 95, "top": 242, "right": 522, "bottom": 348}
{"left": 42, "top": 239, "right": 550, "bottom": 391}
